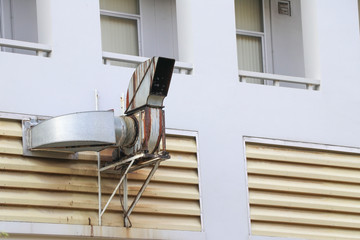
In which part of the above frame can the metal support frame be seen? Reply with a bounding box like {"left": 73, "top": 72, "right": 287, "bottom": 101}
{"left": 98, "top": 152, "right": 169, "bottom": 227}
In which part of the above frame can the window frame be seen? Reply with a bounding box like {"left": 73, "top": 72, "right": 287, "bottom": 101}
{"left": 235, "top": 0, "right": 269, "bottom": 73}
{"left": 99, "top": 2, "right": 143, "bottom": 56}
{"left": 236, "top": 29, "right": 266, "bottom": 73}
{"left": 0, "top": 0, "right": 3, "bottom": 38}
{"left": 235, "top": 0, "right": 273, "bottom": 85}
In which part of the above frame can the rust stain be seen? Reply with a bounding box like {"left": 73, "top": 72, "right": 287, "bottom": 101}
{"left": 89, "top": 217, "right": 94, "bottom": 237}
{"left": 144, "top": 108, "right": 151, "bottom": 151}
{"left": 126, "top": 89, "right": 129, "bottom": 110}
{"left": 154, "top": 110, "right": 164, "bottom": 153}
{"left": 125, "top": 227, "right": 131, "bottom": 239}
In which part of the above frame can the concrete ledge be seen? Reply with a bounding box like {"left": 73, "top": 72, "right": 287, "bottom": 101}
{"left": 0, "top": 221, "right": 206, "bottom": 240}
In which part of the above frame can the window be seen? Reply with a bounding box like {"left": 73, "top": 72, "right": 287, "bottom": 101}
{"left": 100, "top": 0, "right": 141, "bottom": 56}
{"left": 358, "top": 0, "right": 360, "bottom": 32}
{"left": 235, "top": 0, "right": 306, "bottom": 86}
{"left": 235, "top": 0, "right": 265, "bottom": 84}
{"left": 0, "top": 0, "right": 38, "bottom": 54}
{"left": 100, "top": 0, "right": 179, "bottom": 64}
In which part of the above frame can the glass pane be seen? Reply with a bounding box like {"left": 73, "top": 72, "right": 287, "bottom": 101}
{"left": 237, "top": 35, "right": 264, "bottom": 84}
{"left": 235, "top": 0, "right": 263, "bottom": 32}
{"left": 101, "top": 15, "right": 139, "bottom": 56}
{"left": 100, "top": 0, "right": 139, "bottom": 14}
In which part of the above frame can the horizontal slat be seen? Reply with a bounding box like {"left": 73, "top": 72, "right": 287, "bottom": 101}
{"left": 247, "top": 159, "right": 360, "bottom": 184}
{"left": 0, "top": 206, "right": 201, "bottom": 231}
{"left": 0, "top": 119, "right": 22, "bottom": 137}
{"left": 0, "top": 137, "right": 178, "bottom": 163}
{"left": 0, "top": 38, "right": 51, "bottom": 52}
{"left": 0, "top": 154, "right": 98, "bottom": 176}
{"left": 132, "top": 167, "right": 199, "bottom": 184}
{"left": 160, "top": 152, "right": 198, "bottom": 169}
{"left": 0, "top": 189, "right": 200, "bottom": 216}
{"left": 166, "top": 136, "right": 197, "bottom": 153}
{"left": 40, "top": 147, "right": 194, "bottom": 163}
{"left": 131, "top": 213, "right": 201, "bottom": 231}
{"left": 252, "top": 221, "right": 360, "bottom": 240}
{"left": 251, "top": 205, "right": 360, "bottom": 229}
{"left": 248, "top": 174, "right": 360, "bottom": 199}
{"left": 0, "top": 171, "right": 200, "bottom": 200}
{"left": 0, "top": 135, "right": 196, "bottom": 161}
{"left": 246, "top": 143, "right": 360, "bottom": 169}
{"left": 250, "top": 190, "right": 360, "bottom": 214}
{"left": 174, "top": 61, "right": 193, "bottom": 72}
{"left": 0, "top": 137, "right": 23, "bottom": 155}
{"left": 100, "top": 149, "right": 198, "bottom": 169}
{"left": 238, "top": 70, "right": 320, "bottom": 85}
{"left": 102, "top": 51, "right": 193, "bottom": 72}
{"left": 102, "top": 51, "right": 148, "bottom": 63}
{"left": 0, "top": 156, "right": 198, "bottom": 184}
{"left": 128, "top": 182, "right": 200, "bottom": 200}
{"left": 78, "top": 151, "right": 100, "bottom": 161}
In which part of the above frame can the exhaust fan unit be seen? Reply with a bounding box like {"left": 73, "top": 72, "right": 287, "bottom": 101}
{"left": 22, "top": 56, "right": 176, "bottom": 228}
{"left": 23, "top": 57, "right": 175, "bottom": 159}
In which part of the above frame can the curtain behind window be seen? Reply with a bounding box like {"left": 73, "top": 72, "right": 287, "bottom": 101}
{"left": 235, "top": 0, "right": 264, "bottom": 84}
{"left": 100, "top": 0, "right": 139, "bottom": 56}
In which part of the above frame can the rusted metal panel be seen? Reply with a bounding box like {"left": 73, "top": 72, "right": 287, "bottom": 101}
{"left": 125, "top": 57, "right": 175, "bottom": 114}
{"left": 121, "top": 107, "right": 164, "bottom": 156}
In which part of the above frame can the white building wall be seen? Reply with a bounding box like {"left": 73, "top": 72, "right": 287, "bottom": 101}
{"left": 1, "top": 0, "right": 360, "bottom": 239}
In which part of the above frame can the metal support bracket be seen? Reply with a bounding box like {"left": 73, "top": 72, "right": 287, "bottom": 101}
{"left": 123, "top": 161, "right": 160, "bottom": 227}
{"left": 98, "top": 152, "right": 170, "bottom": 227}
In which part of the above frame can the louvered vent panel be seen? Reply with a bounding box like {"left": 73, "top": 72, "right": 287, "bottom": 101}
{"left": 0, "top": 118, "right": 201, "bottom": 231}
{"left": 246, "top": 142, "right": 360, "bottom": 240}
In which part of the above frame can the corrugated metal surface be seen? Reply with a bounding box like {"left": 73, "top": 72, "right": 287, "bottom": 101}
{"left": 0, "top": 118, "right": 201, "bottom": 231}
{"left": 246, "top": 142, "right": 360, "bottom": 240}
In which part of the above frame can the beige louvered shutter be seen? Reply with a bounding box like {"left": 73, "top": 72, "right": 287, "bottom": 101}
{"left": 0, "top": 118, "right": 202, "bottom": 231}
{"left": 246, "top": 142, "right": 360, "bottom": 239}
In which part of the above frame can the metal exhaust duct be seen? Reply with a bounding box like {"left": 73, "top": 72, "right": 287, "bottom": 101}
{"left": 24, "top": 57, "right": 175, "bottom": 158}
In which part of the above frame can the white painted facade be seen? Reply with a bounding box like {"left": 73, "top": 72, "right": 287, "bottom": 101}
{"left": 1, "top": 0, "right": 360, "bottom": 239}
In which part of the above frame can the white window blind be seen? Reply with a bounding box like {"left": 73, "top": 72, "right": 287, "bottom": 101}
{"left": 100, "top": 0, "right": 139, "bottom": 14}
{"left": 100, "top": 0, "right": 179, "bottom": 66}
{"left": 100, "top": 0, "right": 140, "bottom": 56}
{"left": 236, "top": 35, "right": 263, "bottom": 73}
{"left": 235, "top": 0, "right": 265, "bottom": 84}
{"left": 100, "top": 15, "right": 139, "bottom": 55}
{"left": 235, "top": 0, "right": 263, "bottom": 32}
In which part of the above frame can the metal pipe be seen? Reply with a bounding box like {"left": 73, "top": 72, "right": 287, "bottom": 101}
{"left": 95, "top": 89, "right": 102, "bottom": 226}
{"left": 98, "top": 153, "right": 102, "bottom": 226}
{"left": 125, "top": 161, "right": 160, "bottom": 218}
{"left": 114, "top": 116, "right": 136, "bottom": 148}
{"left": 100, "top": 153, "right": 145, "bottom": 172}
{"left": 123, "top": 176, "right": 130, "bottom": 227}
{"left": 100, "top": 158, "right": 135, "bottom": 217}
